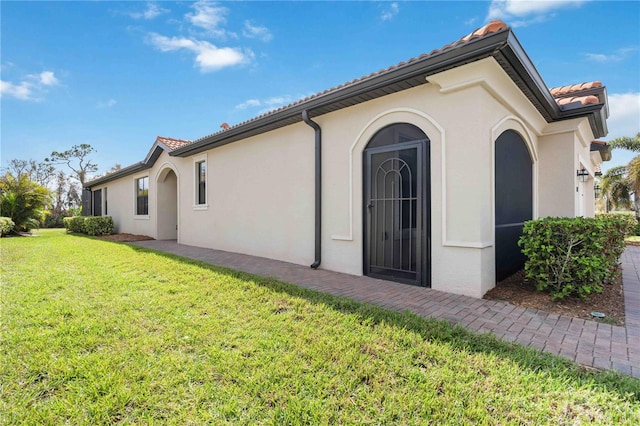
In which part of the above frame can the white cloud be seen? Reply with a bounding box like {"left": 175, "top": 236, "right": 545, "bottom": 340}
{"left": 0, "top": 80, "right": 36, "bottom": 100}
{"left": 243, "top": 21, "right": 273, "bottom": 42}
{"left": 185, "top": 1, "right": 228, "bottom": 38}
{"left": 487, "top": 0, "right": 586, "bottom": 27}
{"left": 97, "top": 99, "right": 117, "bottom": 108}
{"left": 606, "top": 93, "right": 640, "bottom": 141}
{"left": 380, "top": 2, "right": 399, "bottom": 21}
{"left": 147, "top": 33, "right": 251, "bottom": 72}
{"left": 584, "top": 46, "right": 638, "bottom": 63}
{"left": 235, "top": 99, "right": 261, "bottom": 110}
{"left": 129, "top": 2, "right": 169, "bottom": 20}
{"left": 37, "top": 71, "right": 60, "bottom": 86}
{"left": 465, "top": 17, "right": 479, "bottom": 26}
{"left": 0, "top": 70, "right": 60, "bottom": 101}
{"left": 235, "top": 94, "right": 307, "bottom": 113}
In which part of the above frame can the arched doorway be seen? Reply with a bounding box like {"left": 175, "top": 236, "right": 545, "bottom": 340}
{"left": 495, "top": 130, "right": 532, "bottom": 281}
{"left": 156, "top": 168, "right": 178, "bottom": 240}
{"left": 363, "top": 123, "right": 430, "bottom": 287}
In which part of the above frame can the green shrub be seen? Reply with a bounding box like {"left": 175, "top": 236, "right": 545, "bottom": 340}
{"left": 84, "top": 216, "right": 113, "bottom": 236}
{"left": 0, "top": 173, "right": 51, "bottom": 232}
{"left": 519, "top": 216, "right": 631, "bottom": 300}
{"left": 43, "top": 212, "right": 71, "bottom": 228}
{"left": 64, "top": 216, "right": 86, "bottom": 233}
{"left": 595, "top": 212, "right": 636, "bottom": 236}
{"left": 0, "top": 217, "right": 15, "bottom": 236}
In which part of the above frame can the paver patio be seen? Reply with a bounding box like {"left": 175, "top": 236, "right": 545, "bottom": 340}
{"left": 132, "top": 240, "right": 640, "bottom": 378}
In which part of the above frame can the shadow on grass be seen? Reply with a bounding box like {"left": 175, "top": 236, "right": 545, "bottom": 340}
{"left": 83, "top": 235, "right": 640, "bottom": 401}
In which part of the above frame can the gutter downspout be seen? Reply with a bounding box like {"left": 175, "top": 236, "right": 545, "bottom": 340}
{"left": 302, "top": 110, "right": 321, "bottom": 269}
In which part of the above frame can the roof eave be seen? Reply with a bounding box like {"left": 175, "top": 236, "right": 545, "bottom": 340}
{"left": 590, "top": 141, "right": 612, "bottom": 162}
{"left": 84, "top": 142, "right": 172, "bottom": 189}
{"left": 84, "top": 161, "right": 147, "bottom": 189}
{"left": 172, "top": 30, "right": 512, "bottom": 157}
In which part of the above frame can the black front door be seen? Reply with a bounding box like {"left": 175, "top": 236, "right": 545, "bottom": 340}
{"left": 364, "top": 141, "right": 428, "bottom": 286}
{"left": 495, "top": 130, "right": 532, "bottom": 281}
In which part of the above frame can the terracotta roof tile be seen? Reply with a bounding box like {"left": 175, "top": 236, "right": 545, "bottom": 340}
{"left": 549, "top": 81, "right": 602, "bottom": 96}
{"left": 156, "top": 136, "right": 192, "bottom": 150}
{"left": 555, "top": 95, "right": 600, "bottom": 107}
{"left": 193, "top": 20, "right": 509, "bottom": 143}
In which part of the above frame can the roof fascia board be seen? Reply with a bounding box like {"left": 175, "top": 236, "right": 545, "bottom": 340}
{"left": 172, "top": 31, "right": 511, "bottom": 157}
{"left": 84, "top": 142, "right": 172, "bottom": 188}
{"left": 494, "top": 33, "right": 608, "bottom": 138}
{"left": 84, "top": 161, "right": 147, "bottom": 189}
{"left": 493, "top": 32, "right": 561, "bottom": 121}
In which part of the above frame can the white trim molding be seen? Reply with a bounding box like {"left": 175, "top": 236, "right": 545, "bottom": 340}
{"left": 333, "top": 107, "right": 445, "bottom": 243}
{"left": 192, "top": 153, "right": 208, "bottom": 210}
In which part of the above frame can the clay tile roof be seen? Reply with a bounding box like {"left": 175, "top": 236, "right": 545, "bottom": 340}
{"left": 461, "top": 20, "right": 508, "bottom": 42}
{"left": 156, "top": 136, "right": 192, "bottom": 150}
{"left": 549, "top": 81, "right": 602, "bottom": 96}
{"left": 555, "top": 95, "right": 600, "bottom": 107}
{"left": 193, "top": 20, "right": 509, "bottom": 143}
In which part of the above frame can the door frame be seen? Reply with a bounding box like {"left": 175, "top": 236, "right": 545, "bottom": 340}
{"left": 363, "top": 139, "right": 430, "bottom": 287}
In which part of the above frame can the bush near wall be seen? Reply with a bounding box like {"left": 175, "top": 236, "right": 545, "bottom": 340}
{"left": 63, "top": 216, "right": 114, "bottom": 236}
{"left": 63, "top": 216, "right": 86, "bottom": 234}
{"left": 519, "top": 216, "right": 632, "bottom": 300}
{"left": 0, "top": 217, "right": 15, "bottom": 236}
{"left": 596, "top": 212, "right": 637, "bottom": 236}
{"left": 84, "top": 217, "right": 114, "bottom": 236}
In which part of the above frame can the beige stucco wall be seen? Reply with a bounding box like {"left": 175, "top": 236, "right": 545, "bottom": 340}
{"left": 95, "top": 57, "right": 603, "bottom": 298}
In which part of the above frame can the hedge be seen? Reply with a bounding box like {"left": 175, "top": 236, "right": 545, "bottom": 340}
{"left": 63, "top": 216, "right": 86, "bottom": 233}
{"left": 84, "top": 216, "right": 114, "bottom": 236}
{"left": 519, "top": 216, "right": 633, "bottom": 300}
{"left": 595, "top": 212, "right": 637, "bottom": 236}
{"left": 0, "top": 217, "right": 15, "bottom": 236}
{"left": 63, "top": 216, "right": 114, "bottom": 236}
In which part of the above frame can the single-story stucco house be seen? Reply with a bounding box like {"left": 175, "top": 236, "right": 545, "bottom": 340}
{"left": 84, "top": 20, "right": 611, "bottom": 298}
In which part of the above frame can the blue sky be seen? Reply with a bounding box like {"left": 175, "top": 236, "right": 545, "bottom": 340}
{"left": 2, "top": 1, "right": 639, "bottom": 177}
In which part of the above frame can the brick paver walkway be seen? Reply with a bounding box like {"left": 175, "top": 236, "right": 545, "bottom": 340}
{"left": 132, "top": 240, "right": 640, "bottom": 378}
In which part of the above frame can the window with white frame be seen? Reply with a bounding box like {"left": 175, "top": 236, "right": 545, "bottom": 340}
{"left": 196, "top": 160, "right": 206, "bottom": 205}
{"left": 136, "top": 176, "right": 149, "bottom": 215}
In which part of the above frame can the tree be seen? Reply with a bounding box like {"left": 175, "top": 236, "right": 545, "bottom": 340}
{"left": 606, "top": 132, "right": 640, "bottom": 216}
{"left": 4, "top": 159, "right": 56, "bottom": 187}
{"left": 599, "top": 166, "right": 632, "bottom": 211}
{"left": 51, "top": 171, "right": 81, "bottom": 215}
{"left": 0, "top": 172, "right": 52, "bottom": 233}
{"left": 46, "top": 144, "right": 98, "bottom": 187}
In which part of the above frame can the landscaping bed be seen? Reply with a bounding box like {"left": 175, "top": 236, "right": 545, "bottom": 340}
{"left": 95, "top": 233, "right": 154, "bottom": 242}
{"left": 484, "top": 269, "right": 625, "bottom": 326}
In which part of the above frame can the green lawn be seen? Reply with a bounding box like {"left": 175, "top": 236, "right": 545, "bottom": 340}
{"left": 2, "top": 229, "right": 639, "bottom": 424}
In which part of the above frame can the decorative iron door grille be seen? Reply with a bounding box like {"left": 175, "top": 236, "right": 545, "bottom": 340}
{"left": 364, "top": 141, "right": 426, "bottom": 286}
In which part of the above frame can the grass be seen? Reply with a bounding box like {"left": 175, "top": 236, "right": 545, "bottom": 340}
{"left": 626, "top": 236, "right": 640, "bottom": 243}
{"left": 2, "top": 229, "right": 640, "bottom": 424}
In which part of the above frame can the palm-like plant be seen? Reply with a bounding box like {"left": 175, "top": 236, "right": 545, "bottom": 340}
{"left": 599, "top": 166, "right": 632, "bottom": 211}
{"left": 603, "top": 132, "right": 640, "bottom": 216}
{"left": 0, "top": 173, "right": 52, "bottom": 233}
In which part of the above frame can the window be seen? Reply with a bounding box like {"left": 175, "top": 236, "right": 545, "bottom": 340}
{"left": 93, "top": 189, "right": 102, "bottom": 216}
{"left": 104, "top": 187, "right": 108, "bottom": 215}
{"left": 136, "top": 177, "right": 149, "bottom": 215}
{"left": 196, "top": 161, "right": 206, "bottom": 205}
